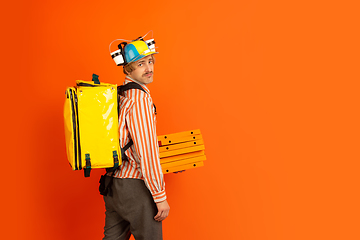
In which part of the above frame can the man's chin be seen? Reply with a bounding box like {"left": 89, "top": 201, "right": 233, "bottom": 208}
{"left": 137, "top": 77, "right": 153, "bottom": 85}
{"left": 145, "top": 77, "right": 153, "bottom": 84}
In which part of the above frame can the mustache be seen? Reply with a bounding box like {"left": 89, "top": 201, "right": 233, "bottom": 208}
{"left": 143, "top": 72, "right": 153, "bottom": 77}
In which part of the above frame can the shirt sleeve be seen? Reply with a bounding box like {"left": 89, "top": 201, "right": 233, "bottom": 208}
{"left": 127, "top": 91, "right": 166, "bottom": 203}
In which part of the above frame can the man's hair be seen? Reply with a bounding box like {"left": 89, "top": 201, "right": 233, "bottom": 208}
{"left": 123, "top": 55, "right": 155, "bottom": 75}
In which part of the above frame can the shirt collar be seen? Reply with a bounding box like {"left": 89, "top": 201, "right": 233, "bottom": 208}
{"left": 124, "top": 76, "right": 150, "bottom": 94}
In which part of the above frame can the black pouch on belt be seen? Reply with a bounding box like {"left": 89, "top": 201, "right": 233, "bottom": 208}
{"left": 99, "top": 174, "right": 108, "bottom": 196}
{"left": 99, "top": 172, "right": 115, "bottom": 197}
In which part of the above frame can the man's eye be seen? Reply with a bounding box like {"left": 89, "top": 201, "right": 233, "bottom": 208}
{"left": 138, "top": 63, "right": 143, "bottom": 67}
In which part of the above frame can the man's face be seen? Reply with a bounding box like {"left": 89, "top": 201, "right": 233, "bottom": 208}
{"left": 128, "top": 55, "right": 154, "bottom": 85}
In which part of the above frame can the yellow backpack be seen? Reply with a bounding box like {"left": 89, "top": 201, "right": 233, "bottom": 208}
{"left": 64, "top": 74, "right": 121, "bottom": 177}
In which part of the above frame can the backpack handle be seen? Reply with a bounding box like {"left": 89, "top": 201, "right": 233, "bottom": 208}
{"left": 92, "top": 74, "right": 100, "bottom": 84}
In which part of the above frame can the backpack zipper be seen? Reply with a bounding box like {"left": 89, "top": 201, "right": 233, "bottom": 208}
{"left": 77, "top": 82, "right": 98, "bottom": 87}
{"left": 69, "top": 90, "right": 78, "bottom": 170}
{"left": 74, "top": 91, "right": 82, "bottom": 169}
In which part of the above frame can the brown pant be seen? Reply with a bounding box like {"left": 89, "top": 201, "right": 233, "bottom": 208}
{"left": 103, "top": 177, "right": 162, "bottom": 240}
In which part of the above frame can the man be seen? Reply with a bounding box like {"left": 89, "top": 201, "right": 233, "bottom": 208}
{"left": 103, "top": 39, "right": 170, "bottom": 240}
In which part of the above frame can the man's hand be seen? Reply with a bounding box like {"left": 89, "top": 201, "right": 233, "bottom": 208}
{"left": 154, "top": 200, "right": 170, "bottom": 222}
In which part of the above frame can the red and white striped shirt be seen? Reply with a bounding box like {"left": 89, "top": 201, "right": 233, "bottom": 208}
{"left": 114, "top": 76, "right": 166, "bottom": 203}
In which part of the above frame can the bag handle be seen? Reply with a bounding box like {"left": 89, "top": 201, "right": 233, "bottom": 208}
{"left": 92, "top": 73, "right": 100, "bottom": 84}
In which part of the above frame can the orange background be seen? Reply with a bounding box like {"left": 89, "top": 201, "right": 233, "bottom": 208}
{"left": 1, "top": 0, "right": 360, "bottom": 239}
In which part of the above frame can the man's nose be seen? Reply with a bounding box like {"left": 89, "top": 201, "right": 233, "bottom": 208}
{"left": 145, "top": 63, "right": 151, "bottom": 72}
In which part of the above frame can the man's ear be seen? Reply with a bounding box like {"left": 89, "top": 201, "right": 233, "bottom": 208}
{"left": 123, "top": 66, "right": 130, "bottom": 75}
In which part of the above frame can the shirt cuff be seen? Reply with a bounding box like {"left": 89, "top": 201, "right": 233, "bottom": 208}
{"left": 152, "top": 190, "right": 167, "bottom": 203}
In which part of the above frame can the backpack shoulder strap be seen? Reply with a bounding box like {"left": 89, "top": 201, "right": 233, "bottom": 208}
{"left": 118, "top": 82, "right": 146, "bottom": 94}
{"left": 117, "top": 82, "right": 157, "bottom": 115}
